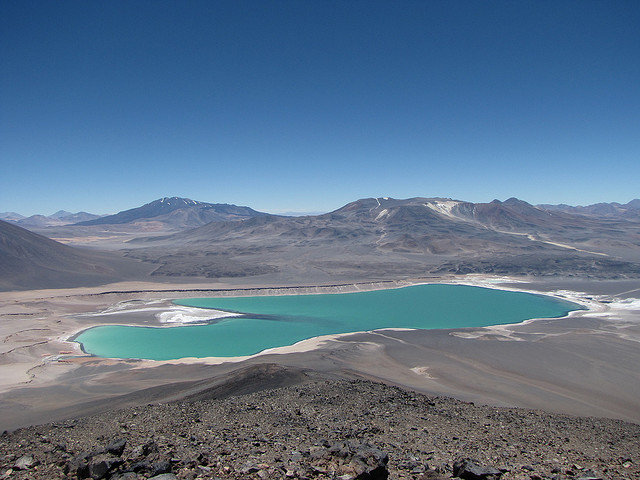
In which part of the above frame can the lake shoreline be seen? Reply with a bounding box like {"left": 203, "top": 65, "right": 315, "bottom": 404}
{"left": 75, "top": 282, "right": 583, "bottom": 360}
{"left": 1, "top": 274, "right": 639, "bottom": 430}
{"left": 63, "top": 274, "right": 595, "bottom": 337}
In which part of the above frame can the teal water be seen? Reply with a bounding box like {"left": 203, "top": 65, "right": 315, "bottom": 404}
{"left": 75, "top": 284, "right": 581, "bottom": 360}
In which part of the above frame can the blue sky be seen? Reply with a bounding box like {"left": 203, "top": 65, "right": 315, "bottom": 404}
{"left": 1, "top": 1, "right": 639, "bottom": 216}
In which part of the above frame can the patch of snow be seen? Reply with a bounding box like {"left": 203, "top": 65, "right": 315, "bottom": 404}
{"left": 424, "top": 200, "right": 461, "bottom": 219}
{"left": 375, "top": 208, "right": 390, "bottom": 220}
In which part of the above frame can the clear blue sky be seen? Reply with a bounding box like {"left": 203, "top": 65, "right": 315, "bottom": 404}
{"left": 1, "top": 1, "right": 639, "bottom": 216}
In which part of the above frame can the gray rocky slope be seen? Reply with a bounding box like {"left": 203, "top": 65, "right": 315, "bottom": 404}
{"left": 2, "top": 370, "right": 638, "bottom": 480}
{"left": 0, "top": 220, "right": 149, "bottom": 291}
{"left": 124, "top": 197, "right": 640, "bottom": 281}
{"left": 4, "top": 196, "right": 640, "bottom": 290}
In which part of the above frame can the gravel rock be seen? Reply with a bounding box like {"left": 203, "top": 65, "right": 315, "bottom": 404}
{"left": 1, "top": 379, "right": 638, "bottom": 480}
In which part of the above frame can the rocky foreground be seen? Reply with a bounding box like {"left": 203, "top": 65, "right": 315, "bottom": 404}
{"left": 1, "top": 376, "right": 638, "bottom": 480}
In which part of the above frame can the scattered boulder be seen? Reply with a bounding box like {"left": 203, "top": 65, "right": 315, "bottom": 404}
{"left": 143, "top": 440, "right": 159, "bottom": 456}
{"left": 149, "top": 459, "right": 172, "bottom": 476}
{"left": 350, "top": 445, "right": 389, "bottom": 479}
{"left": 63, "top": 448, "right": 125, "bottom": 479}
{"left": 240, "top": 462, "right": 261, "bottom": 474}
{"left": 109, "top": 474, "right": 141, "bottom": 480}
{"left": 419, "top": 471, "right": 449, "bottom": 480}
{"left": 65, "top": 452, "right": 91, "bottom": 477}
{"left": 398, "top": 454, "right": 422, "bottom": 470}
{"left": 13, "top": 454, "right": 36, "bottom": 470}
{"left": 453, "top": 458, "right": 502, "bottom": 480}
{"left": 87, "top": 456, "right": 111, "bottom": 480}
{"left": 298, "top": 442, "right": 389, "bottom": 480}
{"left": 130, "top": 459, "right": 152, "bottom": 473}
{"left": 106, "top": 438, "right": 127, "bottom": 456}
{"left": 148, "top": 474, "right": 178, "bottom": 480}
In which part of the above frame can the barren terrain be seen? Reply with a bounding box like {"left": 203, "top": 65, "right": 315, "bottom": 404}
{"left": 2, "top": 376, "right": 639, "bottom": 480}
{"left": 2, "top": 197, "right": 640, "bottom": 480}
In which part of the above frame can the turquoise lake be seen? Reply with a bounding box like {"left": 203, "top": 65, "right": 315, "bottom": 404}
{"left": 75, "top": 284, "right": 581, "bottom": 360}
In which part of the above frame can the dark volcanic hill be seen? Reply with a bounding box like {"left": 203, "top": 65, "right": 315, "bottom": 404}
{"left": 75, "top": 197, "right": 271, "bottom": 229}
{"left": 125, "top": 197, "right": 640, "bottom": 280}
{"left": 0, "top": 220, "right": 146, "bottom": 291}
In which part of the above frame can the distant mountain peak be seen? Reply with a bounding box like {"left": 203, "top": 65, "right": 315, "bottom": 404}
{"left": 74, "top": 197, "right": 270, "bottom": 228}
{"left": 50, "top": 210, "right": 74, "bottom": 219}
{"left": 158, "top": 197, "right": 200, "bottom": 206}
{"left": 0, "top": 212, "right": 25, "bottom": 221}
{"left": 503, "top": 197, "right": 527, "bottom": 205}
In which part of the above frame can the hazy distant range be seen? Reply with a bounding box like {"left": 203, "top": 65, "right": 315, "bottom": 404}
{"left": 1, "top": 196, "right": 639, "bottom": 291}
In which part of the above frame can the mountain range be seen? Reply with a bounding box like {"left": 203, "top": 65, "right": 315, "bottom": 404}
{"left": 2, "top": 196, "right": 640, "bottom": 290}
{"left": 0, "top": 211, "right": 103, "bottom": 228}
{"left": 3, "top": 196, "right": 639, "bottom": 233}
{"left": 133, "top": 196, "right": 640, "bottom": 253}
{"left": 4, "top": 197, "right": 640, "bottom": 231}
{"left": 538, "top": 199, "right": 640, "bottom": 219}
{"left": 124, "top": 196, "right": 640, "bottom": 281}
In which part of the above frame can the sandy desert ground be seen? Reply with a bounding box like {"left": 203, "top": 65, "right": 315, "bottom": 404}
{"left": 1, "top": 275, "right": 639, "bottom": 431}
